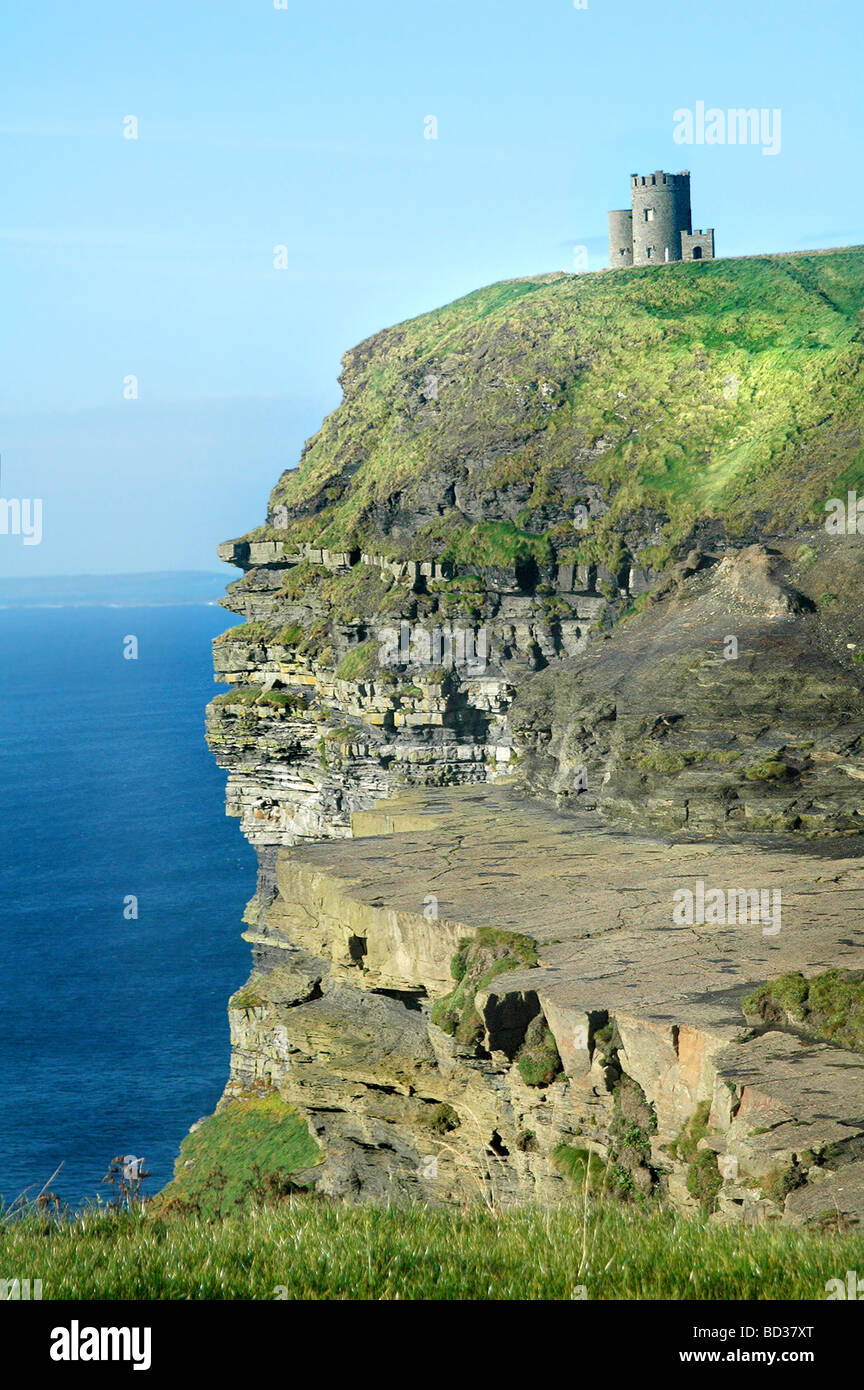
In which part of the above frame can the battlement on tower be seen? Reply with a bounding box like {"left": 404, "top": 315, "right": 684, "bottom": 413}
{"left": 630, "top": 170, "right": 690, "bottom": 189}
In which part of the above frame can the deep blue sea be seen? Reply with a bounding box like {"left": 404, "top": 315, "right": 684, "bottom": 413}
{"left": 0, "top": 605, "right": 254, "bottom": 1209}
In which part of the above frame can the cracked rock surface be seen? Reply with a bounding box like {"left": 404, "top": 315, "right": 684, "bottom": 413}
{"left": 225, "top": 781, "right": 864, "bottom": 1224}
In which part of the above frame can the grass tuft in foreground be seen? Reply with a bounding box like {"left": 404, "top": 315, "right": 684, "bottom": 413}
{"left": 2, "top": 1200, "right": 862, "bottom": 1301}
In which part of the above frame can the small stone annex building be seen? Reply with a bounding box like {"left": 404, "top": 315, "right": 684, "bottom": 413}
{"left": 609, "top": 170, "right": 715, "bottom": 267}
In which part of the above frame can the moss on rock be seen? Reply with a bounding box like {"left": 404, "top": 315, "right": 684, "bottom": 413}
{"left": 427, "top": 1103, "right": 460, "bottom": 1135}
{"left": 334, "top": 640, "right": 380, "bottom": 682}
{"left": 154, "top": 1088, "right": 322, "bottom": 1220}
{"left": 742, "top": 970, "right": 864, "bottom": 1051}
{"left": 516, "top": 1014, "right": 564, "bottom": 1087}
{"left": 431, "top": 928, "right": 538, "bottom": 1049}
{"left": 686, "top": 1149, "right": 723, "bottom": 1214}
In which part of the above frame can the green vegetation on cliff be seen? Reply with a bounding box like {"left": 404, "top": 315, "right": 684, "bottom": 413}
{"left": 516, "top": 1014, "right": 564, "bottom": 1086}
{"left": 742, "top": 970, "right": 864, "bottom": 1052}
{"left": 259, "top": 249, "right": 864, "bottom": 566}
{"left": 211, "top": 687, "right": 305, "bottom": 715}
{"left": 333, "top": 639, "right": 380, "bottom": 682}
{"left": 431, "top": 928, "right": 538, "bottom": 1046}
{"left": 553, "top": 1143, "right": 607, "bottom": 1191}
{"left": 154, "top": 1090, "right": 321, "bottom": 1219}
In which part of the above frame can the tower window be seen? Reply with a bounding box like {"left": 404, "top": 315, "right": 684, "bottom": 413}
{"left": 644, "top": 208, "right": 655, "bottom": 221}
{"left": 645, "top": 247, "right": 653, "bottom": 258}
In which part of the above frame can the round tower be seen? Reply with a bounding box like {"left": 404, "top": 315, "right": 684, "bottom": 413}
{"left": 630, "top": 171, "right": 692, "bottom": 266}
{"left": 608, "top": 209, "right": 634, "bottom": 267}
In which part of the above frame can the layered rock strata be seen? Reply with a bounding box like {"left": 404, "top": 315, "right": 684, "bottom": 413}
{"left": 512, "top": 534, "right": 864, "bottom": 835}
{"left": 192, "top": 251, "right": 864, "bottom": 1221}
{"left": 225, "top": 782, "right": 864, "bottom": 1225}
{"left": 208, "top": 536, "right": 609, "bottom": 848}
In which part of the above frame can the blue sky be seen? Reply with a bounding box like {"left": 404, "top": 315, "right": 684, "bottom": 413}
{"left": 2, "top": 0, "right": 862, "bottom": 576}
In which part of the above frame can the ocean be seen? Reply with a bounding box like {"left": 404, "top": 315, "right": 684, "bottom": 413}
{"left": 0, "top": 604, "right": 254, "bottom": 1209}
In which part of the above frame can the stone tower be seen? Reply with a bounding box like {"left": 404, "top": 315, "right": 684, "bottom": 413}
{"left": 631, "top": 170, "right": 691, "bottom": 265}
{"left": 608, "top": 170, "right": 715, "bottom": 268}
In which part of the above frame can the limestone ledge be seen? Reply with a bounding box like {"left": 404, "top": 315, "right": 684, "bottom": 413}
{"left": 216, "top": 535, "right": 605, "bottom": 599}
{"left": 222, "top": 782, "right": 864, "bottom": 1223}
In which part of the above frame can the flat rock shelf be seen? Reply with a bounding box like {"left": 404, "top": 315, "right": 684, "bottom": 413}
{"left": 228, "top": 781, "right": 864, "bottom": 1225}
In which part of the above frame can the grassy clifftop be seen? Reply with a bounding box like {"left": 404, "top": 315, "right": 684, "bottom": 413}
{"left": 263, "top": 247, "right": 864, "bottom": 568}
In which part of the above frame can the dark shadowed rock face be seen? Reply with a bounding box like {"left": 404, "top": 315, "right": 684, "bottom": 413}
{"left": 511, "top": 536, "right": 864, "bottom": 837}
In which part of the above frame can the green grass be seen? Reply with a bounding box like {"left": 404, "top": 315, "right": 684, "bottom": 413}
{"left": 744, "top": 755, "right": 797, "bottom": 782}
{"left": 743, "top": 970, "right": 864, "bottom": 1051}
{"left": 153, "top": 1091, "right": 322, "bottom": 1220}
{"left": 279, "top": 560, "right": 329, "bottom": 599}
{"left": 210, "top": 687, "right": 263, "bottom": 708}
{"left": 323, "top": 725, "right": 359, "bottom": 746}
{"left": 431, "top": 928, "right": 539, "bottom": 1046}
{"left": 213, "top": 621, "right": 270, "bottom": 644}
{"left": 210, "top": 688, "right": 304, "bottom": 714}
{"left": 229, "top": 984, "right": 265, "bottom": 1010}
{"left": 516, "top": 1014, "right": 564, "bottom": 1086}
{"left": 420, "top": 518, "right": 554, "bottom": 570}
{"left": 553, "top": 1143, "right": 607, "bottom": 1191}
{"left": 667, "top": 1101, "right": 713, "bottom": 1162}
{"left": 334, "top": 640, "right": 380, "bottom": 682}
{"left": 256, "top": 249, "right": 864, "bottom": 565}
{"left": 320, "top": 564, "right": 401, "bottom": 621}
{"left": 427, "top": 572, "right": 488, "bottom": 617}
{"left": 255, "top": 690, "right": 304, "bottom": 712}
{"left": 3, "top": 1199, "right": 862, "bottom": 1300}
{"left": 686, "top": 1150, "right": 723, "bottom": 1215}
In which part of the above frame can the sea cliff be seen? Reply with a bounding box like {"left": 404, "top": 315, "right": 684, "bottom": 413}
{"left": 162, "top": 248, "right": 864, "bottom": 1225}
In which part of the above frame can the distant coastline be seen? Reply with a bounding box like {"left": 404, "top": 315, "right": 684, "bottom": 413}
{"left": 0, "top": 601, "right": 222, "bottom": 610}
{"left": 0, "top": 571, "right": 226, "bottom": 609}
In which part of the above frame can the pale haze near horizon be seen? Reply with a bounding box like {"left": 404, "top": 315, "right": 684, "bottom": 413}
{"left": 2, "top": 0, "right": 861, "bottom": 577}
